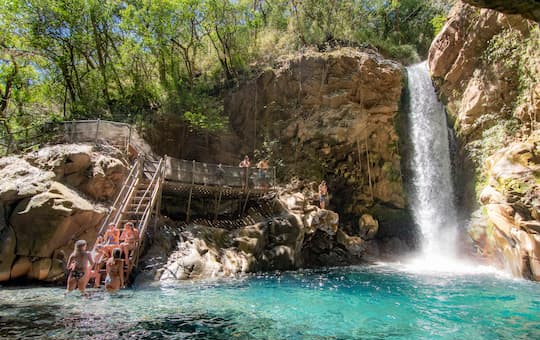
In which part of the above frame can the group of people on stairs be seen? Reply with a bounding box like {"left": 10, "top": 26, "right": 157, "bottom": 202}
{"left": 65, "top": 222, "right": 139, "bottom": 295}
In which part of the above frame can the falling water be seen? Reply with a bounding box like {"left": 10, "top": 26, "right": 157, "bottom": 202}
{"left": 407, "top": 61, "right": 459, "bottom": 263}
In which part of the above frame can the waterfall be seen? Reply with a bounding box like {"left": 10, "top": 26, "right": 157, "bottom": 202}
{"left": 407, "top": 61, "right": 458, "bottom": 261}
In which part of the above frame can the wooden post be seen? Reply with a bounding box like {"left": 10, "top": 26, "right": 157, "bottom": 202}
{"left": 71, "top": 121, "right": 76, "bottom": 143}
{"left": 186, "top": 160, "right": 195, "bottom": 223}
{"left": 241, "top": 189, "right": 251, "bottom": 217}
{"left": 95, "top": 119, "right": 100, "bottom": 143}
{"left": 153, "top": 158, "right": 165, "bottom": 231}
{"left": 214, "top": 188, "right": 223, "bottom": 221}
{"left": 6, "top": 134, "right": 12, "bottom": 156}
{"left": 127, "top": 124, "right": 132, "bottom": 154}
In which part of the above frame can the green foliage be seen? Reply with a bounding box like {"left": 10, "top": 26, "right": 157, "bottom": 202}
{"left": 467, "top": 117, "right": 520, "bottom": 198}
{"left": 496, "top": 178, "right": 530, "bottom": 196}
{"left": 483, "top": 29, "right": 522, "bottom": 68}
{"left": 430, "top": 14, "right": 446, "bottom": 35}
{"left": 382, "top": 161, "right": 401, "bottom": 182}
{"left": 484, "top": 26, "right": 540, "bottom": 112}
{"left": 0, "top": 0, "right": 451, "bottom": 142}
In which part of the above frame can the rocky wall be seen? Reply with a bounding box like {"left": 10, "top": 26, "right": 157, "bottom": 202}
{"left": 225, "top": 48, "right": 414, "bottom": 246}
{"left": 429, "top": 1, "right": 540, "bottom": 280}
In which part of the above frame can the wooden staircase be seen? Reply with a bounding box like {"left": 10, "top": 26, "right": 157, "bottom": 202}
{"left": 91, "top": 156, "right": 164, "bottom": 287}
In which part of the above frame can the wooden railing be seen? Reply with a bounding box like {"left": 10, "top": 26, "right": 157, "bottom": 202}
{"left": 131, "top": 158, "right": 165, "bottom": 270}
{"left": 164, "top": 156, "right": 276, "bottom": 189}
{"left": 1, "top": 119, "right": 133, "bottom": 156}
{"left": 97, "top": 156, "right": 143, "bottom": 235}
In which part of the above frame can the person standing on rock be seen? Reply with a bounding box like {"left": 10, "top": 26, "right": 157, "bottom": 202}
{"left": 318, "top": 180, "right": 328, "bottom": 209}
{"left": 66, "top": 240, "right": 94, "bottom": 295}
{"left": 239, "top": 155, "right": 251, "bottom": 189}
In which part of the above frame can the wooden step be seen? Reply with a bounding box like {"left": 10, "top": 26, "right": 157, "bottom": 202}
{"left": 128, "top": 203, "right": 149, "bottom": 208}
{"left": 123, "top": 211, "right": 145, "bottom": 216}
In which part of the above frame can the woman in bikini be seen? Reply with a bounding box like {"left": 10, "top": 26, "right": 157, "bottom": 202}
{"left": 89, "top": 236, "right": 109, "bottom": 288}
{"left": 103, "top": 223, "right": 120, "bottom": 245}
{"left": 66, "top": 240, "right": 94, "bottom": 294}
{"left": 105, "top": 248, "right": 125, "bottom": 292}
{"left": 120, "top": 222, "right": 139, "bottom": 272}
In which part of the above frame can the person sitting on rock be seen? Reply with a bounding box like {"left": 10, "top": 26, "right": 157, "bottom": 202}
{"left": 66, "top": 239, "right": 94, "bottom": 295}
{"left": 318, "top": 180, "right": 328, "bottom": 209}
{"left": 105, "top": 248, "right": 125, "bottom": 293}
{"left": 120, "top": 222, "right": 139, "bottom": 272}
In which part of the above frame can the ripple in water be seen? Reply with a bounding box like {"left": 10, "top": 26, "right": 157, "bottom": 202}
{"left": 1, "top": 266, "right": 539, "bottom": 340}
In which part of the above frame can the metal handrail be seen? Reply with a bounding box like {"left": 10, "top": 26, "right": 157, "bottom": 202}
{"left": 131, "top": 159, "right": 165, "bottom": 270}
{"left": 97, "top": 157, "right": 141, "bottom": 235}
{"left": 134, "top": 158, "right": 163, "bottom": 215}
{"left": 164, "top": 156, "right": 276, "bottom": 189}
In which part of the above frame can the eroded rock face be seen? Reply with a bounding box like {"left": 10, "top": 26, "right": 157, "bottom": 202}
{"left": 225, "top": 48, "right": 406, "bottom": 220}
{"left": 463, "top": 0, "right": 540, "bottom": 22}
{"left": 152, "top": 183, "right": 370, "bottom": 281}
{"left": 0, "top": 144, "right": 127, "bottom": 282}
{"left": 429, "top": 2, "right": 531, "bottom": 139}
{"left": 25, "top": 144, "right": 127, "bottom": 201}
{"left": 429, "top": 2, "right": 540, "bottom": 280}
{"left": 467, "top": 134, "right": 540, "bottom": 280}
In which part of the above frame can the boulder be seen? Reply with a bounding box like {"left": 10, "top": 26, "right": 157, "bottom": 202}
{"left": 336, "top": 229, "right": 365, "bottom": 256}
{"left": 304, "top": 209, "right": 339, "bottom": 235}
{"left": 0, "top": 157, "right": 55, "bottom": 203}
{"left": 29, "top": 258, "right": 52, "bottom": 281}
{"left": 265, "top": 245, "right": 296, "bottom": 270}
{"left": 0, "top": 225, "right": 16, "bottom": 281}
{"left": 25, "top": 144, "right": 128, "bottom": 201}
{"left": 10, "top": 182, "right": 105, "bottom": 258}
{"left": 153, "top": 188, "right": 369, "bottom": 281}
{"left": 10, "top": 256, "right": 32, "bottom": 279}
{"left": 359, "top": 214, "right": 379, "bottom": 240}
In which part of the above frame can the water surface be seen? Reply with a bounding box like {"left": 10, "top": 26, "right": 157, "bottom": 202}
{"left": 1, "top": 265, "right": 539, "bottom": 340}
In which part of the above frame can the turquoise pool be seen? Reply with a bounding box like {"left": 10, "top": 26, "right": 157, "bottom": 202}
{"left": 1, "top": 264, "right": 539, "bottom": 339}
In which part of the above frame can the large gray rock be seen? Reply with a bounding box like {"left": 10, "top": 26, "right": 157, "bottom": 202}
{"left": 0, "top": 143, "right": 127, "bottom": 282}
{"left": 10, "top": 182, "right": 105, "bottom": 258}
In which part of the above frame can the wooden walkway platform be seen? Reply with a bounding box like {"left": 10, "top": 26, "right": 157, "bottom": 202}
{"left": 163, "top": 181, "right": 272, "bottom": 198}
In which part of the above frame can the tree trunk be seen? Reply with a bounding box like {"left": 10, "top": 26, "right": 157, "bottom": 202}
{"left": 90, "top": 9, "right": 111, "bottom": 107}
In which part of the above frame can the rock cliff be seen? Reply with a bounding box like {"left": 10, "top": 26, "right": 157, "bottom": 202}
{"left": 429, "top": 1, "right": 540, "bottom": 280}
{"left": 225, "top": 48, "right": 414, "bottom": 246}
{"left": 0, "top": 144, "right": 128, "bottom": 282}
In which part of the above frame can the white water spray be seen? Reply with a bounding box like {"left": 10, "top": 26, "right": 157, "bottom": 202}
{"left": 406, "top": 61, "right": 459, "bottom": 267}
